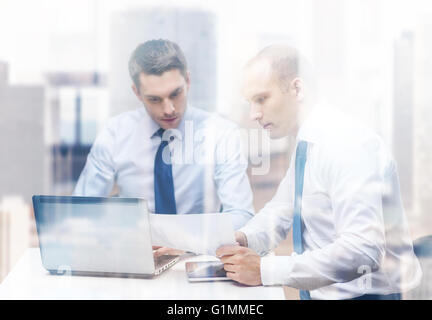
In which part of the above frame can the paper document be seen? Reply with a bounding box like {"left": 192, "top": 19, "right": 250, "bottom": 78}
{"left": 149, "top": 213, "right": 236, "bottom": 256}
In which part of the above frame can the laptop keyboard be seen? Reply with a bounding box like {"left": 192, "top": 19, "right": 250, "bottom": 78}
{"left": 154, "top": 254, "right": 179, "bottom": 269}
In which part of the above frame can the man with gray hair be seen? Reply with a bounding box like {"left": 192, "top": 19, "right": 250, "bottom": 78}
{"left": 217, "top": 45, "right": 422, "bottom": 300}
{"left": 74, "top": 39, "right": 254, "bottom": 256}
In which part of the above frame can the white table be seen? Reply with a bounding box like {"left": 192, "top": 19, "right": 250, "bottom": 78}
{"left": 0, "top": 249, "right": 285, "bottom": 300}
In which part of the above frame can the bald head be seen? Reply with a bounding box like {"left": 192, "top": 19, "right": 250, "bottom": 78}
{"left": 242, "top": 45, "right": 315, "bottom": 139}
{"left": 245, "top": 45, "right": 312, "bottom": 92}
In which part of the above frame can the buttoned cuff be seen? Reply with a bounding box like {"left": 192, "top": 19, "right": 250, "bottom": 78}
{"left": 260, "top": 255, "right": 295, "bottom": 286}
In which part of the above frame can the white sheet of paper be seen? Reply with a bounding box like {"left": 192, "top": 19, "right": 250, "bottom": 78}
{"left": 149, "top": 213, "right": 236, "bottom": 256}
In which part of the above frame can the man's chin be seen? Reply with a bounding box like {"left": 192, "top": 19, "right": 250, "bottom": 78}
{"left": 267, "top": 128, "right": 283, "bottom": 139}
{"left": 158, "top": 117, "right": 181, "bottom": 130}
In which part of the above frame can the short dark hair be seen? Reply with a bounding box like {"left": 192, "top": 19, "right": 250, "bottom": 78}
{"left": 128, "top": 39, "right": 188, "bottom": 89}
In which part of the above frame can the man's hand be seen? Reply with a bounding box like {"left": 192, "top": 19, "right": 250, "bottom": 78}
{"left": 235, "top": 231, "right": 248, "bottom": 247}
{"left": 152, "top": 246, "right": 185, "bottom": 258}
{"left": 216, "top": 245, "right": 262, "bottom": 286}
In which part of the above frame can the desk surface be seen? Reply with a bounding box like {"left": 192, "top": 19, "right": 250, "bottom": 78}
{"left": 0, "top": 249, "right": 285, "bottom": 300}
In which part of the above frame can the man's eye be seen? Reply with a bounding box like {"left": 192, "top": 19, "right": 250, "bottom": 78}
{"left": 148, "top": 98, "right": 161, "bottom": 103}
{"left": 170, "top": 89, "right": 182, "bottom": 99}
{"left": 256, "top": 96, "right": 266, "bottom": 104}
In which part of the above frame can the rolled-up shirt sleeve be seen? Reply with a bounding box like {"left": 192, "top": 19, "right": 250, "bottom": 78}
{"left": 73, "top": 122, "right": 116, "bottom": 196}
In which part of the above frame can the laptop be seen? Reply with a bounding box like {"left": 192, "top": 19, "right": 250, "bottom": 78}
{"left": 32, "top": 195, "right": 179, "bottom": 277}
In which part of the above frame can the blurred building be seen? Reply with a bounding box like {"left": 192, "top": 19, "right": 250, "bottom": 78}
{"left": 0, "top": 197, "right": 31, "bottom": 283}
{"left": 312, "top": 0, "right": 388, "bottom": 136}
{"left": 413, "top": 18, "right": 432, "bottom": 231}
{"left": 0, "top": 61, "right": 45, "bottom": 202}
{"left": 109, "top": 8, "right": 217, "bottom": 116}
{"left": 393, "top": 31, "right": 415, "bottom": 212}
{"left": 45, "top": 72, "right": 108, "bottom": 194}
{"left": 0, "top": 63, "right": 8, "bottom": 86}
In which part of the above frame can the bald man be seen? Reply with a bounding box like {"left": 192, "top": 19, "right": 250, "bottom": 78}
{"left": 216, "top": 45, "right": 421, "bottom": 300}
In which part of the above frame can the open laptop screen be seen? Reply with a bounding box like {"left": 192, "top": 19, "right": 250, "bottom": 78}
{"left": 32, "top": 196, "right": 154, "bottom": 274}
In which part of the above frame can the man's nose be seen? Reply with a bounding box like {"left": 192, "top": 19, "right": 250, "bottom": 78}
{"left": 249, "top": 105, "right": 263, "bottom": 121}
{"left": 163, "top": 99, "right": 176, "bottom": 116}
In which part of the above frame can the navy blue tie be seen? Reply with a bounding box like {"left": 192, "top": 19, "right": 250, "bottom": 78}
{"left": 154, "top": 128, "right": 177, "bottom": 214}
{"left": 292, "top": 141, "right": 311, "bottom": 300}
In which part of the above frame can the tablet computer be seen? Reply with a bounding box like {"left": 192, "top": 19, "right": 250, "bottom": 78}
{"left": 185, "top": 261, "right": 231, "bottom": 282}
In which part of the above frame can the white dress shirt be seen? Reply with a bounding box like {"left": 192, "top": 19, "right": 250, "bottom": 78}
{"left": 239, "top": 104, "right": 422, "bottom": 300}
{"left": 73, "top": 106, "right": 254, "bottom": 230}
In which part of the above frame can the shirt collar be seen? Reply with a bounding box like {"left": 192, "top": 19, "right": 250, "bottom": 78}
{"left": 296, "top": 103, "right": 328, "bottom": 145}
{"left": 138, "top": 107, "right": 161, "bottom": 139}
{"left": 175, "top": 105, "right": 192, "bottom": 140}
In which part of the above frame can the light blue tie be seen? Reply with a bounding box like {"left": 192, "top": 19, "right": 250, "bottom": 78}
{"left": 154, "top": 128, "right": 177, "bottom": 214}
{"left": 292, "top": 141, "right": 311, "bottom": 300}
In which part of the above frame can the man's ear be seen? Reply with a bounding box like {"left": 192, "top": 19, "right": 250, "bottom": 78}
{"left": 185, "top": 71, "right": 191, "bottom": 90}
{"left": 291, "top": 77, "right": 304, "bottom": 101}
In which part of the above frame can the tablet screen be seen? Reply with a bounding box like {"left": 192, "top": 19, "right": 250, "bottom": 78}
{"left": 185, "top": 261, "right": 230, "bottom": 281}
